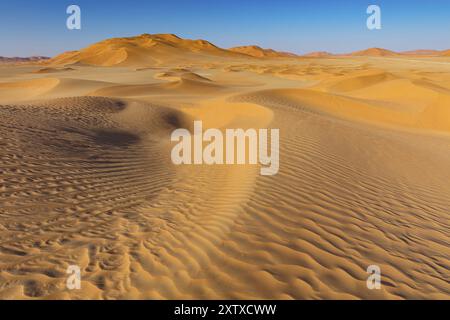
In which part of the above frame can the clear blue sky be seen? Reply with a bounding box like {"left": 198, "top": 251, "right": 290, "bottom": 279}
{"left": 1, "top": 0, "right": 449, "bottom": 57}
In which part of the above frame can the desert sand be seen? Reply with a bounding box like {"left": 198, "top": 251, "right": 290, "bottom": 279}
{"left": 0, "top": 34, "right": 449, "bottom": 299}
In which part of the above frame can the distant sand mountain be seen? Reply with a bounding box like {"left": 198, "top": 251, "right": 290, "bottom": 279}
{"left": 349, "top": 48, "right": 450, "bottom": 57}
{"left": 408, "top": 49, "right": 449, "bottom": 56}
{"left": 44, "top": 33, "right": 450, "bottom": 67}
{"left": 349, "top": 47, "right": 400, "bottom": 57}
{"left": 401, "top": 49, "right": 441, "bottom": 56}
{"left": 304, "top": 48, "right": 450, "bottom": 58}
{"left": 0, "top": 56, "right": 49, "bottom": 64}
{"left": 229, "top": 45, "right": 298, "bottom": 58}
{"left": 48, "top": 34, "right": 248, "bottom": 67}
{"left": 303, "top": 51, "right": 333, "bottom": 58}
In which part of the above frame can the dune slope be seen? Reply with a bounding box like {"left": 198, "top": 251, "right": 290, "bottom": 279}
{"left": 48, "top": 34, "right": 248, "bottom": 67}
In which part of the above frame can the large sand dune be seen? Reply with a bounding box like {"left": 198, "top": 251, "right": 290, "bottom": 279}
{"left": 0, "top": 36, "right": 449, "bottom": 299}
{"left": 47, "top": 34, "right": 250, "bottom": 68}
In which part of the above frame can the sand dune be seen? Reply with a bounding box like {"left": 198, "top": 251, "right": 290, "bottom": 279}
{"left": 401, "top": 50, "right": 442, "bottom": 56}
{"left": 321, "top": 69, "right": 398, "bottom": 92}
{"left": 0, "top": 78, "right": 118, "bottom": 103}
{"left": 229, "top": 46, "right": 298, "bottom": 58}
{"left": 349, "top": 48, "right": 400, "bottom": 57}
{"left": 0, "top": 78, "right": 60, "bottom": 102}
{"left": 233, "top": 89, "right": 450, "bottom": 299}
{"left": 33, "top": 67, "right": 75, "bottom": 74}
{"left": 303, "top": 51, "right": 333, "bottom": 58}
{"left": 89, "top": 79, "right": 223, "bottom": 98}
{"left": 0, "top": 37, "right": 449, "bottom": 299}
{"left": 48, "top": 34, "right": 249, "bottom": 67}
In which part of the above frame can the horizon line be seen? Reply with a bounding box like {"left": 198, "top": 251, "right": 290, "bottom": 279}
{"left": 1, "top": 33, "right": 449, "bottom": 58}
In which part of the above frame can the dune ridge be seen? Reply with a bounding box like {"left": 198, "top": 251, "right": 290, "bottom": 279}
{"left": 348, "top": 48, "right": 400, "bottom": 57}
{"left": 229, "top": 46, "right": 298, "bottom": 58}
{"left": 47, "top": 34, "right": 250, "bottom": 67}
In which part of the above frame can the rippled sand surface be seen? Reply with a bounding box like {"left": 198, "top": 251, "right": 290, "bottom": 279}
{"left": 0, "top": 45, "right": 449, "bottom": 298}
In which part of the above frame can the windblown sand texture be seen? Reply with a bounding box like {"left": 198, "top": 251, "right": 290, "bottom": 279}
{"left": 0, "top": 34, "right": 449, "bottom": 299}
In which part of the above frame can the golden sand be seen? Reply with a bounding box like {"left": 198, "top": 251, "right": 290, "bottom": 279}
{"left": 0, "top": 35, "right": 449, "bottom": 299}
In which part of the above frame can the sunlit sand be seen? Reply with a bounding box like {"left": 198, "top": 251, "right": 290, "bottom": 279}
{"left": 0, "top": 34, "right": 449, "bottom": 299}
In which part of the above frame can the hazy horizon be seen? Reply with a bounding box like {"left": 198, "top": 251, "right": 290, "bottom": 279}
{"left": 1, "top": 33, "right": 448, "bottom": 59}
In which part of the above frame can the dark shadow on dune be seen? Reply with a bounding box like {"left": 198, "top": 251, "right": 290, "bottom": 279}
{"left": 162, "top": 111, "right": 184, "bottom": 129}
{"left": 55, "top": 127, "right": 141, "bottom": 153}
{"left": 92, "top": 129, "right": 140, "bottom": 147}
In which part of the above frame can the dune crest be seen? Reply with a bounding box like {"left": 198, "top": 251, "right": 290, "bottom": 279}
{"left": 303, "top": 51, "right": 333, "bottom": 58}
{"left": 229, "top": 45, "right": 297, "bottom": 58}
{"left": 349, "top": 47, "right": 399, "bottom": 57}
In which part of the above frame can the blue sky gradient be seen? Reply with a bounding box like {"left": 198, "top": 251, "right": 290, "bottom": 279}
{"left": 1, "top": 0, "right": 449, "bottom": 57}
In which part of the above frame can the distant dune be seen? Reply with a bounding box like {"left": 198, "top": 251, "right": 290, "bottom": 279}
{"left": 346, "top": 47, "right": 450, "bottom": 57}
{"left": 0, "top": 56, "right": 49, "bottom": 64}
{"left": 401, "top": 49, "right": 442, "bottom": 56}
{"left": 229, "top": 45, "right": 298, "bottom": 58}
{"left": 303, "top": 51, "right": 333, "bottom": 58}
{"left": 348, "top": 47, "right": 400, "bottom": 57}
